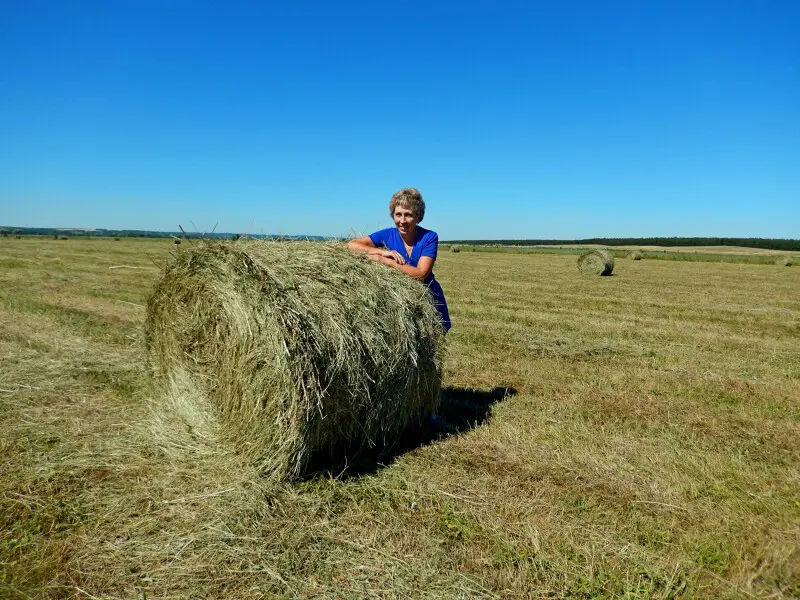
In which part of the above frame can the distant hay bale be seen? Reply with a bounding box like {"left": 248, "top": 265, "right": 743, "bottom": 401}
{"left": 144, "top": 240, "right": 445, "bottom": 479}
{"left": 58, "top": 236, "right": 69, "bottom": 241}
{"left": 629, "top": 250, "right": 642, "bottom": 260}
{"left": 578, "top": 249, "right": 614, "bottom": 276}
{"left": 173, "top": 238, "right": 181, "bottom": 245}
{"left": 775, "top": 255, "right": 793, "bottom": 266}
{"left": 452, "top": 246, "right": 461, "bottom": 253}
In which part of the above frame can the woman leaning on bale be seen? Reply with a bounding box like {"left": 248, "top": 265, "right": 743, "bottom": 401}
{"left": 347, "top": 188, "right": 451, "bottom": 333}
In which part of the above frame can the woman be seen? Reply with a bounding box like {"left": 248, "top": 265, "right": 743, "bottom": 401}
{"left": 347, "top": 188, "right": 451, "bottom": 332}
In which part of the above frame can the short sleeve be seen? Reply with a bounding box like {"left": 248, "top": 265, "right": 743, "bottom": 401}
{"left": 420, "top": 230, "right": 439, "bottom": 259}
{"left": 368, "top": 228, "right": 392, "bottom": 248}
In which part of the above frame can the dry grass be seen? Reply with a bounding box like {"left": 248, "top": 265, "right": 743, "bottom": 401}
{"left": 1, "top": 237, "right": 799, "bottom": 599}
{"left": 145, "top": 240, "right": 444, "bottom": 479}
{"left": 542, "top": 243, "right": 799, "bottom": 256}
{"left": 577, "top": 249, "right": 615, "bottom": 276}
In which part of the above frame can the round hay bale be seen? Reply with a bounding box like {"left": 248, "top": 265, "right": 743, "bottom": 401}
{"left": 775, "top": 255, "right": 793, "bottom": 267}
{"left": 629, "top": 250, "right": 642, "bottom": 260}
{"left": 578, "top": 249, "right": 614, "bottom": 276}
{"left": 173, "top": 238, "right": 181, "bottom": 245}
{"left": 451, "top": 246, "right": 460, "bottom": 253}
{"left": 144, "top": 240, "right": 445, "bottom": 479}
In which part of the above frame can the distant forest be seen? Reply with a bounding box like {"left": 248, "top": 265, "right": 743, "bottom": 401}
{"left": 0, "top": 226, "right": 323, "bottom": 241}
{"left": 2, "top": 228, "right": 798, "bottom": 251}
{"left": 445, "top": 237, "right": 800, "bottom": 251}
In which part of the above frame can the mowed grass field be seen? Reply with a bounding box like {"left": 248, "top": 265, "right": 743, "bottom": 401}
{"left": 1, "top": 237, "right": 798, "bottom": 599}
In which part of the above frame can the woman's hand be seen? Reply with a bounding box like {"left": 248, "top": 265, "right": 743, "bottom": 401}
{"left": 368, "top": 253, "right": 400, "bottom": 266}
{"left": 347, "top": 237, "right": 404, "bottom": 264}
{"left": 381, "top": 249, "right": 406, "bottom": 265}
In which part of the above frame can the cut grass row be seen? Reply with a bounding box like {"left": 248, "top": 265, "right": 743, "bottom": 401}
{"left": 443, "top": 244, "right": 798, "bottom": 265}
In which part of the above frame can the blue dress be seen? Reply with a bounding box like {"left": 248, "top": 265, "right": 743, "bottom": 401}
{"left": 369, "top": 226, "right": 451, "bottom": 332}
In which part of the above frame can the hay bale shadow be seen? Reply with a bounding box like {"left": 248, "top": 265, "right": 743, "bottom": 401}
{"left": 305, "top": 386, "right": 517, "bottom": 479}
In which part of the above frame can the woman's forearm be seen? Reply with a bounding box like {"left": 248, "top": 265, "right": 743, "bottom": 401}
{"left": 347, "top": 240, "right": 383, "bottom": 255}
{"left": 382, "top": 259, "right": 429, "bottom": 282}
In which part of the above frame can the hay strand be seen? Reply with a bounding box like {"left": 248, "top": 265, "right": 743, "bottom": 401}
{"left": 144, "top": 240, "right": 445, "bottom": 479}
{"left": 578, "top": 249, "right": 615, "bottom": 276}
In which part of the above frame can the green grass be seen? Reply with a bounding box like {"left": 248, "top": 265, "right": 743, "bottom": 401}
{"left": 634, "top": 250, "right": 788, "bottom": 265}
{"left": 1, "top": 237, "right": 799, "bottom": 599}
{"left": 441, "top": 243, "right": 799, "bottom": 266}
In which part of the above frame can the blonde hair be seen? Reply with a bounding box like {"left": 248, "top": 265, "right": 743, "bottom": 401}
{"left": 389, "top": 188, "right": 425, "bottom": 223}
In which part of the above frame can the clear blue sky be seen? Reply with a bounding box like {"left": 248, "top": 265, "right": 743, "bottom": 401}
{"left": 1, "top": 0, "right": 798, "bottom": 240}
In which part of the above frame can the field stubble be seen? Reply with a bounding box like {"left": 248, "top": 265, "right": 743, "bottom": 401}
{"left": 1, "top": 237, "right": 798, "bottom": 599}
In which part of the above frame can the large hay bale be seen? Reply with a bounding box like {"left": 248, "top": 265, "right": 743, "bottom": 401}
{"left": 451, "top": 246, "right": 461, "bottom": 253}
{"left": 578, "top": 249, "right": 615, "bottom": 275}
{"left": 629, "top": 250, "right": 642, "bottom": 260}
{"left": 144, "top": 240, "right": 445, "bottom": 479}
{"left": 775, "top": 255, "right": 793, "bottom": 267}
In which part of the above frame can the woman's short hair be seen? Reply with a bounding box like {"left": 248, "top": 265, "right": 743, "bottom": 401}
{"left": 389, "top": 188, "right": 425, "bottom": 223}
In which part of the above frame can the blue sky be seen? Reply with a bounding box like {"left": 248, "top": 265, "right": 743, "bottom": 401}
{"left": 1, "top": 0, "right": 798, "bottom": 240}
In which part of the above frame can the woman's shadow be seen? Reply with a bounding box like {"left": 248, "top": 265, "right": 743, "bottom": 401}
{"left": 307, "top": 385, "right": 517, "bottom": 479}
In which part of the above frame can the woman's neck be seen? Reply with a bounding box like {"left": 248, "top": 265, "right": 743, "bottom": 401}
{"left": 399, "top": 228, "right": 417, "bottom": 246}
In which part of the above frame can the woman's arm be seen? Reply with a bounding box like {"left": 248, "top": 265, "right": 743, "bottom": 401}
{"left": 347, "top": 236, "right": 406, "bottom": 265}
{"left": 375, "top": 255, "right": 435, "bottom": 282}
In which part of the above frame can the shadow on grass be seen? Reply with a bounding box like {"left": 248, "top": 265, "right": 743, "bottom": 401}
{"left": 306, "top": 386, "right": 517, "bottom": 479}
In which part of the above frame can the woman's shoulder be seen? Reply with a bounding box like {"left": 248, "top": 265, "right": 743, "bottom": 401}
{"left": 369, "top": 227, "right": 397, "bottom": 243}
{"left": 417, "top": 226, "right": 438, "bottom": 242}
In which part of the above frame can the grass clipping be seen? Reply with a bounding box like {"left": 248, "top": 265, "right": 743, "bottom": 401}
{"left": 578, "top": 249, "right": 615, "bottom": 275}
{"left": 144, "top": 240, "right": 445, "bottom": 479}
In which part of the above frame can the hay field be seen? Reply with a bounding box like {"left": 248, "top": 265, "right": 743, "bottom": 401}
{"left": 533, "top": 244, "right": 799, "bottom": 256}
{"left": 1, "top": 237, "right": 799, "bottom": 599}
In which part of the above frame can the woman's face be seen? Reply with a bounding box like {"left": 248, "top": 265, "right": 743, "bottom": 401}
{"left": 393, "top": 204, "right": 417, "bottom": 237}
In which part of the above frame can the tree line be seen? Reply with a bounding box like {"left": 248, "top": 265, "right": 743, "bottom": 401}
{"left": 0, "top": 227, "right": 323, "bottom": 241}
{"left": 445, "top": 237, "right": 800, "bottom": 251}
